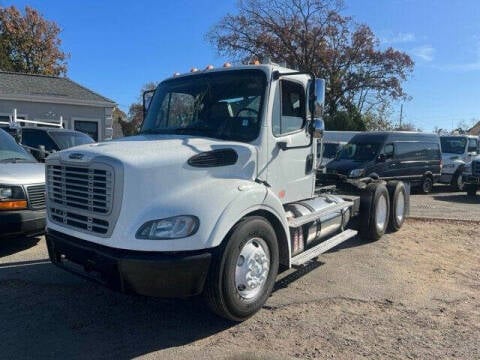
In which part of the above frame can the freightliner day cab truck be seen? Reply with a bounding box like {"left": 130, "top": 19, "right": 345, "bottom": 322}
{"left": 45, "top": 63, "right": 408, "bottom": 321}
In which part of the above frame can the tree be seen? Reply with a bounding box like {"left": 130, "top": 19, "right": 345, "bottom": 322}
{"left": 207, "top": 0, "right": 414, "bottom": 126}
{"left": 0, "top": 6, "right": 68, "bottom": 75}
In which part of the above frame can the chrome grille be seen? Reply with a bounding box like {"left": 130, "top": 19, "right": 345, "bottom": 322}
{"left": 47, "top": 164, "right": 114, "bottom": 236}
{"left": 47, "top": 165, "right": 113, "bottom": 214}
{"left": 27, "top": 184, "right": 46, "bottom": 209}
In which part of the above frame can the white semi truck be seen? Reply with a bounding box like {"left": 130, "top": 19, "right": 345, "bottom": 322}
{"left": 45, "top": 63, "right": 408, "bottom": 321}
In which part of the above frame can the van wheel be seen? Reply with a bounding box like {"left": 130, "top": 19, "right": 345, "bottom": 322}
{"left": 359, "top": 183, "right": 390, "bottom": 241}
{"left": 451, "top": 172, "right": 465, "bottom": 191}
{"left": 466, "top": 184, "right": 478, "bottom": 197}
{"left": 204, "top": 216, "right": 279, "bottom": 322}
{"left": 420, "top": 176, "right": 433, "bottom": 194}
{"left": 387, "top": 181, "right": 407, "bottom": 232}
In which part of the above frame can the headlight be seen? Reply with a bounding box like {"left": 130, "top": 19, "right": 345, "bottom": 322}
{"left": 136, "top": 215, "right": 199, "bottom": 240}
{"left": 349, "top": 169, "right": 365, "bottom": 178}
{"left": 0, "top": 185, "right": 27, "bottom": 210}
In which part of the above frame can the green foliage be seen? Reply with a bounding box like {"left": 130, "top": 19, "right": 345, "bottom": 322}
{"left": 324, "top": 107, "right": 366, "bottom": 131}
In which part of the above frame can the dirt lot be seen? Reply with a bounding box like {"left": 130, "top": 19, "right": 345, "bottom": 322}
{"left": 1, "top": 213, "right": 479, "bottom": 359}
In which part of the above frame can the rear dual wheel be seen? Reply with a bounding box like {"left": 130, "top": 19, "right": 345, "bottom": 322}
{"left": 386, "top": 181, "right": 407, "bottom": 232}
{"left": 359, "top": 183, "right": 390, "bottom": 241}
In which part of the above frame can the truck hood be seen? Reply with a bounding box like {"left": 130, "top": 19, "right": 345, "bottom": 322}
{"left": 52, "top": 135, "right": 257, "bottom": 180}
{"left": 0, "top": 162, "right": 45, "bottom": 185}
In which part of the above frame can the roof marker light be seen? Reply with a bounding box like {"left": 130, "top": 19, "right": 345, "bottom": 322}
{"left": 190, "top": 67, "right": 199, "bottom": 72}
{"left": 173, "top": 72, "right": 180, "bottom": 77}
{"left": 223, "top": 62, "right": 232, "bottom": 68}
{"left": 205, "top": 65, "right": 214, "bottom": 70}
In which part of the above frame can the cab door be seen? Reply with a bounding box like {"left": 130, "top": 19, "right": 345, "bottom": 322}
{"left": 266, "top": 79, "right": 315, "bottom": 203}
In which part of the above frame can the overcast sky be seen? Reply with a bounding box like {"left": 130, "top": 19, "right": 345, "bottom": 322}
{"left": 4, "top": 0, "right": 480, "bottom": 131}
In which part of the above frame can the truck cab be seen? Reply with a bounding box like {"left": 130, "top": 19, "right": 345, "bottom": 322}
{"left": 439, "top": 135, "right": 479, "bottom": 190}
{"left": 45, "top": 64, "right": 408, "bottom": 321}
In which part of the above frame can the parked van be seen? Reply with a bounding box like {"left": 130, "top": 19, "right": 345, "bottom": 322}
{"left": 0, "top": 128, "right": 46, "bottom": 238}
{"left": 317, "top": 131, "right": 361, "bottom": 172}
{"left": 439, "top": 135, "right": 479, "bottom": 190}
{"left": 21, "top": 128, "right": 95, "bottom": 162}
{"left": 325, "top": 132, "right": 442, "bottom": 193}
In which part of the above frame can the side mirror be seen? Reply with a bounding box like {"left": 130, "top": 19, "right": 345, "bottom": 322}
{"left": 377, "top": 153, "right": 386, "bottom": 162}
{"left": 312, "top": 118, "right": 325, "bottom": 139}
{"left": 142, "top": 89, "right": 155, "bottom": 118}
{"left": 37, "top": 145, "right": 46, "bottom": 161}
{"left": 310, "top": 79, "right": 325, "bottom": 118}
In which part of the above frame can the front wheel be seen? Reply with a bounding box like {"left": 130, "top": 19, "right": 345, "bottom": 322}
{"left": 204, "top": 216, "right": 279, "bottom": 321}
{"left": 452, "top": 172, "right": 465, "bottom": 191}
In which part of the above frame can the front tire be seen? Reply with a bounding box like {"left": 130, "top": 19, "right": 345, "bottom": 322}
{"left": 452, "top": 171, "right": 465, "bottom": 191}
{"left": 359, "top": 183, "right": 390, "bottom": 241}
{"left": 204, "top": 216, "right": 279, "bottom": 322}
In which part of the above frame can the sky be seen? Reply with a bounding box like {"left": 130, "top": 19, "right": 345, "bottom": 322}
{"left": 2, "top": 0, "right": 479, "bottom": 132}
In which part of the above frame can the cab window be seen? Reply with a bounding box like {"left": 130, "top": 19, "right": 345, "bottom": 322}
{"left": 273, "top": 80, "right": 305, "bottom": 136}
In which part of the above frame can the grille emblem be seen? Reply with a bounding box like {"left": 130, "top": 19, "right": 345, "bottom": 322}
{"left": 69, "top": 153, "right": 84, "bottom": 160}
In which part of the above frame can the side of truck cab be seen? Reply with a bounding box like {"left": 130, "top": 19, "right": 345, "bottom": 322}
{"left": 45, "top": 64, "right": 408, "bottom": 321}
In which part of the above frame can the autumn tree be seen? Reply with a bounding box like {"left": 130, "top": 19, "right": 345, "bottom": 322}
{"left": 207, "top": 0, "right": 414, "bottom": 129}
{"left": 0, "top": 6, "right": 68, "bottom": 75}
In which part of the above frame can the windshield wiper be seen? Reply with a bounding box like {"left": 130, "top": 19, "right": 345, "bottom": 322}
{"left": 0, "top": 157, "right": 33, "bottom": 163}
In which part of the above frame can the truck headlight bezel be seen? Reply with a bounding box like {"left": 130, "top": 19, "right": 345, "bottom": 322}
{"left": 136, "top": 215, "right": 199, "bottom": 240}
{"left": 349, "top": 168, "right": 365, "bottom": 178}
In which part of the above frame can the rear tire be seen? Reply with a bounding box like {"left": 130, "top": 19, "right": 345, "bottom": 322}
{"left": 387, "top": 181, "right": 407, "bottom": 232}
{"left": 420, "top": 176, "right": 433, "bottom": 194}
{"left": 203, "top": 216, "right": 279, "bottom": 322}
{"left": 359, "top": 183, "right": 390, "bottom": 241}
{"left": 466, "top": 184, "right": 478, "bottom": 197}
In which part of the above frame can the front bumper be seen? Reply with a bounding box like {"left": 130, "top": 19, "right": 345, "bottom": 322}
{"left": 0, "top": 209, "right": 46, "bottom": 238}
{"left": 465, "top": 175, "right": 480, "bottom": 184}
{"left": 46, "top": 229, "right": 212, "bottom": 298}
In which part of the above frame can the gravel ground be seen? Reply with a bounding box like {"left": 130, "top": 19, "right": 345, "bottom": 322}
{"left": 1, "top": 216, "right": 479, "bottom": 359}
{"left": 409, "top": 186, "right": 480, "bottom": 221}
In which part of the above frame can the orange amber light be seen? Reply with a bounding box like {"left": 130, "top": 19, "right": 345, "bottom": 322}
{"left": 0, "top": 200, "right": 27, "bottom": 210}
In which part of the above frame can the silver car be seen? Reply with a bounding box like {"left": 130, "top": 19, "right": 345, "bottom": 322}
{"left": 0, "top": 129, "right": 46, "bottom": 238}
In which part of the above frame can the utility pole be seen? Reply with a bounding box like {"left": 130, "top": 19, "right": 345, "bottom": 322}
{"left": 399, "top": 104, "right": 403, "bottom": 128}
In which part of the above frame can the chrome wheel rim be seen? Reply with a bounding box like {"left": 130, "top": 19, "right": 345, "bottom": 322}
{"left": 457, "top": 174, "right": 464, "bottom": 190}
{"left": 375, "top": 194, "right": 388, "bottom": 232}
{"left": 235, "top": 237, "right": 270, "bottom": 300}
{"left": 395, "top": 191, "right": 405, "bottom": 223}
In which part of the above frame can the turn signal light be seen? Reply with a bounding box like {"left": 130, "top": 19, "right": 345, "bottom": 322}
{"left": 0, "top": 200, "right": 27, "bottom": 210}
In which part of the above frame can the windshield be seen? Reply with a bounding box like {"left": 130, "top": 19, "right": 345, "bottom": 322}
{"left": 336, "top": 142, "right": 381, "bottom": 162}
{"left": 440, "top": 136, "right": 467, "bottom": 154}
{"left": 49, "top": 131, "right": 95, "bottom": 149}
{"left": 141, "top": 70, "right": 267, "bottom": 142}
{"left": 323, "top": 143, "right": 342, "bottom": 158}
{"left": 0, "top": 129, "right": 36, "bottom": 163}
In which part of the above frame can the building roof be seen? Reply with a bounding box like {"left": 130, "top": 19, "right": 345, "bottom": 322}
{"left": 0, "top": 71, "right": 115, "bottom": 107}
{"left": 468, "top": 121, "right": 480, "bottom": 136}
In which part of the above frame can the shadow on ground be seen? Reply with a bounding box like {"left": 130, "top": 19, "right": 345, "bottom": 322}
{"left": 0, "top": 236, "right": 41, "bottom": 258}
{"left": 432, "top": 194, "right": 480, "bottom": 204}
{"left": 0, "top": 263, "right": 233, "bottom": 359}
